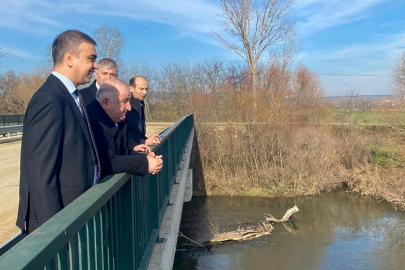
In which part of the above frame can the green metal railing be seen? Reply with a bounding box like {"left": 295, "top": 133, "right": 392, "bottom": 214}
{"left": 0, "top": 114, "right": 24, "bottom": 126}
{"left": 0, "top": 114, "right": 194, "bottom": 270}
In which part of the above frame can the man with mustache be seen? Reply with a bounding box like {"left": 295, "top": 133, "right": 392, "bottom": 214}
{"left": 86, "top": 78, "right": 163, "bottom": 178}
{"left": 17, "top": 30, "right": 100, "bottom": 233}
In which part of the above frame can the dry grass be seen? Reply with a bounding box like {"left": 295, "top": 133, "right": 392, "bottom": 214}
{"left": 194, "top": 120, "right": 405, "bottom": 211}
{"left": 347, "top": 166, "right": 405, "bottom": 211}
{"left": 196, "top": 123, "right": 367, "bottom": 195}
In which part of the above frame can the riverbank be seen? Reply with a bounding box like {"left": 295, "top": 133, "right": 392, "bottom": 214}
{"left": 192, "top": 121, "right": 405, "bottom": 211}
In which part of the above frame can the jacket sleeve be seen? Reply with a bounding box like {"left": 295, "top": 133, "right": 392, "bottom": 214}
{"left": 110, "top": 153, "right": 149, "bottom": 177}
{"left": 126, "top": 109, "right": 146, "bottom": 148}
{"left": 92, "top": 121, "right": 149, "bottom": 178}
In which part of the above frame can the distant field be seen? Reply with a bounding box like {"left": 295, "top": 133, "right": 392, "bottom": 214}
{"left": 324, "top": 109, "right": 405, "bottom": 125}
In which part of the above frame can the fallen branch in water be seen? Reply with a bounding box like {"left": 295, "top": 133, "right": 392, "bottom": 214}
{"left": 209, "top": 205, "right": 299, "bottom": 244}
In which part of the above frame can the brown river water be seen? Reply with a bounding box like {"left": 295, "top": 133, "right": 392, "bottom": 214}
{"left": 174, "top": 191, "right": 405, "bottom": 270}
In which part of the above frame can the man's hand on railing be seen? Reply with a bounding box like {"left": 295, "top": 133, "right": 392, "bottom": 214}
{"left": 145, "top": 134, "right": 161, "bottom": 146}
{"left": 133, "top": 144, "right": 151, "bottom": 153}
{"left": 147, "top": 152, "right": 163, "bottom": 175}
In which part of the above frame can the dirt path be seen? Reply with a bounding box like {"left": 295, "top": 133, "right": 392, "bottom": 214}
{"left": 0, "top": 141, "right": 21, "bottom": 244}
{"left": 0, "top": 123, "right": 173, "bottom": 244}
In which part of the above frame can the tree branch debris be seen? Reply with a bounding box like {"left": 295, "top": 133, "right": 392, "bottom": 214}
{"left": 178, "top": 205, "right": 299, "bottom": 251}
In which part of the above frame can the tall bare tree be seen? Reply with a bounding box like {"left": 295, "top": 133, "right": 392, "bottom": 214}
{"left": 212, "top": 0, "right": 296, "bottom": 95}
{"left": 0, "top": 70, "right": 19, "bottom": 98}
{"left": 392, "top": 51, "right": 405, "bottom": 101}
{"left": 92, "top": 25, "right": 125, "bottom": 62}
{"left": 0, "top": 48, "right": 8, "bottom": 70}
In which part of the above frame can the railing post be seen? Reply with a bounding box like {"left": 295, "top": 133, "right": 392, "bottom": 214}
{"left": 120, "top": 179, "right": 136, "bottom": 269}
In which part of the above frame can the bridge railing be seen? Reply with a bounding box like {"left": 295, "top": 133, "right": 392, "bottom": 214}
{"left": 0, "top": 114, "right": 24, "bottom": 126}
{"left": 0, "top": 125, "right": 23, "bottom": 139}
{"left": 0, "top": 114, "right": 194, "bottom": 270}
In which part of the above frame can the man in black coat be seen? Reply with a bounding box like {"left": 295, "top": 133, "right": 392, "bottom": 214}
{"left": 127, "top": 76, "right": 161, "bottom": 150}
{"left": 86, "top": 78, "right": 163, "bottom": 179}
{"left": 80, "top": 58, "right": 118, "bottom": 105}
{"left": 17, "top": 30, "right": 100, "bottom": 233}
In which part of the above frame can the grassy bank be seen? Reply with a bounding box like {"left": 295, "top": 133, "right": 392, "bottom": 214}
{"left": 193, "top": 116, "right": 405, "bottom": 211}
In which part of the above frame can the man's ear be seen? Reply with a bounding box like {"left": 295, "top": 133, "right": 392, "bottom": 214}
{"left": 129, "top": 85, "right": 134, "bottom": 93}
{"left": 100, "top": 97, "right": 109, "bottom": 110}
{"left": 65, "top": 51, "right": 74, "bottom": 68}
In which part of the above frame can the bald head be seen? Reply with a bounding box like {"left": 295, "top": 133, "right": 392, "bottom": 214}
{"left": 96, "top": 78, "right": 131, "bottom": 122}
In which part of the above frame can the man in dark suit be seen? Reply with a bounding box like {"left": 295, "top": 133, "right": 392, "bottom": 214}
{"left": 17, "top": 30, "right": 100, "bottom": 233}
{"left": 80, "top": 58, "right": 118, "bottom": 105}
{"left": 127, "top": 76, "right": 161, "bottom": 150}
{"left": 86, "top": 78, "right": 163, "bottom": 178}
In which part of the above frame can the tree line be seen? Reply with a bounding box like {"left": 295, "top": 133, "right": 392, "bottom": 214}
{"left": 1, "top": 0, "right": 405, "bottom": 209}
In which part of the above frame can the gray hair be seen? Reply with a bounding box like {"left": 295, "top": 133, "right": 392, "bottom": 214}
{"left": 98, "top": 58, "right": 118, "bottom": 73}
{"left": 52, "top": 30, "right": 96, "bottom": 66}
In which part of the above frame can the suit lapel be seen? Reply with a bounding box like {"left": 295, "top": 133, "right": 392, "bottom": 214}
{"left": 91, "top": 81, "right": 97, "bottom": 97}
{"left": 49, "top": 75, "right": 94, "bottom": 153}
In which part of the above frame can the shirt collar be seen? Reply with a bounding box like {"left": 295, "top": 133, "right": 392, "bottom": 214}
{"left": 96, "top": 81, "right": 100, "bottom": 89}
{"left": 52, "top": 71, "right": 76, "bottom": 94}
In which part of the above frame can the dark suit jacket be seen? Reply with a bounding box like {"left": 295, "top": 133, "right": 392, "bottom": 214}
{"left": 86, "top": 99, "right": 148, "bottom": 179}
{"left": 17, "top": 74, "right": 96, "bottom": 233}
{"left": 126, "top": 96, "right": 147, "bottom": 149}
{"left": 80, "top": 80, "right": 97, "bottom": 106}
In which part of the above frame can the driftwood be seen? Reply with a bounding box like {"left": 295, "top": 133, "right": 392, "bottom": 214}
{"left": 264, "top": 205, "right": 299, "bottom": 223}
{"left": 209, "top": 205, "right": 299, "bottom": 244}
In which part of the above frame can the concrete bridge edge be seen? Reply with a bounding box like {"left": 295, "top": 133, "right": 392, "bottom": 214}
{"left": 146, "top": 128, "right": 195, "bottom": 270}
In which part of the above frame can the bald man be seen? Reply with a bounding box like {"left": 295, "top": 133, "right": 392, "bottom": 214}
{"left": 127, "top": 76, "right": 161, "bottom": 150}
{"left": 86, "top": 78, "right": 163, "bottom": 178}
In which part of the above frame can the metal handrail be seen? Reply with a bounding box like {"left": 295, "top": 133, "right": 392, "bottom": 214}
{"left": 0, "top": 125, "right": 23, "bottom": 135}
{"left": 0, "top": 115, "right": 24, "bottom": 126}
{"left": 0, "top": 114, "right": 194, "bottom": 270}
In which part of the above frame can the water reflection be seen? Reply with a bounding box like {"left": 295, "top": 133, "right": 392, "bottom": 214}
{"left": 174, "top": 191, "right": 405, "bottom": 270}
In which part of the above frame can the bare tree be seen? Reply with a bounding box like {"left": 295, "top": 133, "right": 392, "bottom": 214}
{"left": 290, "top": 65, "right": 326, "bottom": 124}
{"left": 212, "top": 0, "right": 296, "bottom": 95}
{"left": 4, "top": 70, "right": 46, "bottom": 114}
{"left": 92, "top": 25, "right": 125, "bottom": 62}
{"left": 0, "top": 47, "right": 8, "bottom": 70}
{"left": 392, "top": 51, "right": 405, "bottom": 101}
{"left": 0, "top": 70, "right": 19, "bottom": 98}
{"left": 38, "top": 43, "right": 54, "bottom": 74}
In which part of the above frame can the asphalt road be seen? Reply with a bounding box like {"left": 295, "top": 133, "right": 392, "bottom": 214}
{"left": 0, "top": 123, "right": 173, "bottom": 244}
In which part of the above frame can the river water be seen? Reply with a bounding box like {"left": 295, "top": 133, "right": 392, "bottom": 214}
{"left": 173, "top": 191, "right": 405, "bottom": 270}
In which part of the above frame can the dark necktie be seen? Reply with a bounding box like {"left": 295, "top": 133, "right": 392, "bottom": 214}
{"left": 74, "top": 90, "right": 101, "bottom": 181}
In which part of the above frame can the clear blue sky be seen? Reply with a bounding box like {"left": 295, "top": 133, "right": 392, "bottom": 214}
{"left": 0, "top": 0, "right": 404, "bottom": 96}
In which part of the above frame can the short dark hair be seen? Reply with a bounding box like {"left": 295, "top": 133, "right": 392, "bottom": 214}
{"left": 129, "top": 76, "right": 147, "bottom": 87}
{"left": 52, "top": 30, "right": 97, "bottom": 66}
